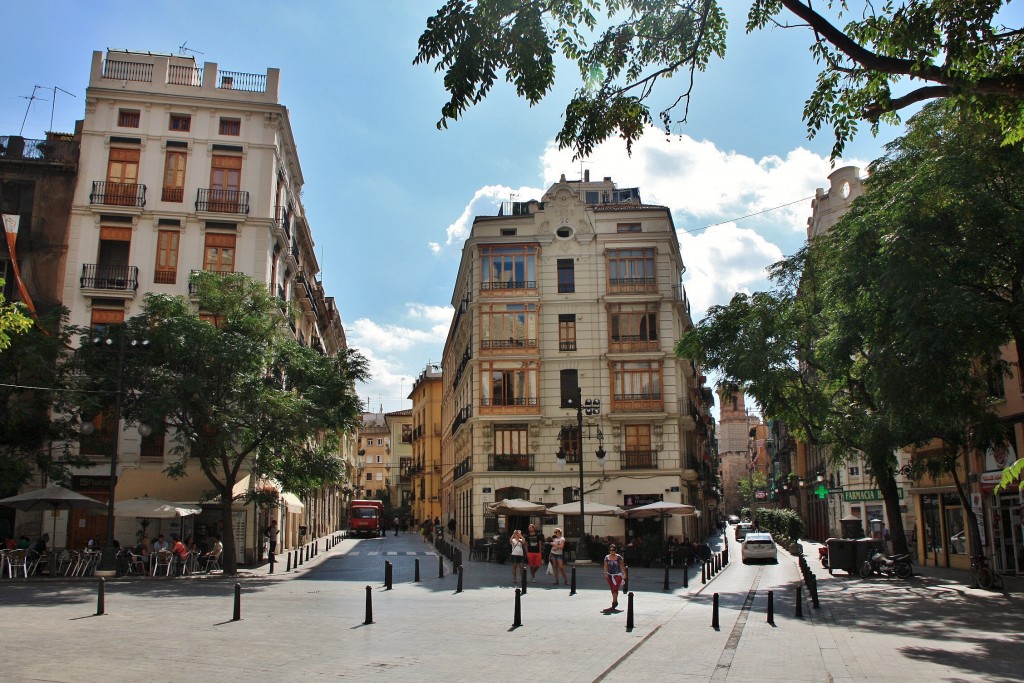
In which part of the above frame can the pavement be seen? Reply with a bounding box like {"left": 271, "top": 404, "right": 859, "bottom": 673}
{"left": 1, "top": 530, "right": 1021, "bottom": 682}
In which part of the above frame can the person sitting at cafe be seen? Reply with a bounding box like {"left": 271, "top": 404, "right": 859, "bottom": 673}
{"left": 153, "top": 534, "right": 169, "bottom": 552}
{"left": 170, "top": 535, "right": 188, "bottom": 574}
{"left": 201, "top": 536, "right": 223, "bottom": 571}
{"left": 30, "top": 533, "right": 49, "bottom": 555}
{"left": 16, "top": 535, "right": 31, "bottom": 549}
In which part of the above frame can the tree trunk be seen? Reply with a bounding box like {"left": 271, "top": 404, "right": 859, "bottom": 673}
{"left": 219, "top": 491, "right": 238, "bottom": 575}
{"left": 877, "top": 472, "right": 909, "bottom": 555}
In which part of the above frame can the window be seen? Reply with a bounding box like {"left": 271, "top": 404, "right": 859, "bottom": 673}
{"left": 169, "top": 114, "right": 191, "bottom": 132}
{"left": 500, "top": 228, "right": 517, "bottom": 236}
{"left": 219, "top": 118, "right": 241, "bottom": 135}
{"left": 480, "top": 303, "right": 537, "bottom": 348}
{"left": 617, "top": 223, "right": 641, "bottom": 233}
{"left": 557, "top": 259, "right": 575, "bottom": 293}
{"left": 106, "top": 148, "right": 140, "bottom": 206}
{"left": 623, "top": 425, "right": 654, "bottom": 468}
{"left": 377, "top": 438, "right": 383, "bottom": 446}
{"left": 558, "top": 314, "right": 576, "bottom": 351}
{"left": 376, "top": 472, "right": 383, "bottom": 481}
{"left": 611, "top": 360, "right": 663, "bottom": 411}
{"left": 209, "top": 155, "right": 242, "bottom": 211}
{"left": 154, "top": 230, "right": 179, "bottom": 284}
{"left": 203, "top": 232, "right": 236, "bottom": 272}
{"left": 365, "top": 473, "right": 372, "bottom": 482}
{"left": 607, "top": 248, "right": 656, "bottom": 293}
{"left": 560, "top": 369, "right": 578, "bottom": 408}
{"left": 609, "top": 303, "right": 659, "bottom": 351}
{"left": 494, "top": 423, "right": 529, "bottom": 454}
{"left": 849, "top": 466, "right": 860, "bottom": 476}
{"left": 376, "top": 455, "right": 382, "bottom": 463}
{"left": 480, "top": 361, "right": 539, "bottom": 409}
{"left": 559, "top": 427, "right": 580, "bottom": 464}
{"left": 117, "top": 109, "right": 140, "bottom": 128}
{"left": 479, "top": 245, "right": 537, "bottom": 290}
{"left": 90, "top": 307, "right": 125, "bottom": 333}
{"left": 162, "top": 150, "right": 187, "bottom": 202}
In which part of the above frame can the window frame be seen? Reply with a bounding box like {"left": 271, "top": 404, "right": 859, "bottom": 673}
{"left": 558, "top": 313, "right": 577, "bottom": 351}
{"left": 117, "top": 109, "right": 140, "bottom": 128}
{"left": 154, "top": 230, "right": 180, "bottom": 284}
{"left": 557, "top": 258, "right": 575, "bottom": 293}
{"left": 169, "top": 114, "right": 191, "bottom": 132}
{"left": 218, "top": 117, "right": 241, "bottom": 136}
{"left": 607, "top": 248, "right": 657, "bottom": 293}
{"left": 610, "top": 360, "right": 663, "bottom": 411}
{"left": 162, "top": 150, "right": 187, "bottom": 202}
{"left": 203, "top": 232, "right": 236, "bottom": 272}
{"left": 479, "top": 244, "right": 538, "bottom": 291}
{"left": 479, "top": 303, "right": 538, "bottom": 349}
{"left": 608, "top": 302, "right": 659, "bottom": 351}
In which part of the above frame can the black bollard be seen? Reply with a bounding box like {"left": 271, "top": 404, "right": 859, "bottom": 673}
{"left": 795, "top": 586, "right": 803, "bottom": 619}
{"left": 512, "top": 588, "right": 522, "bottom": 627}
{"left": 570, "top": 567, "right": 577, "bottom": 596}
{"left": 438, "top": 554, "right": 445, "bottom": 579}
{"left": 520, "top": 565, "right": 528, "bottom": 594}
{"left": 233, "top": 582, "right": 241, "bottom": 621}
{"left": 306, "top": 544, "right": 311, "bottom": 562}
{"left": 384, "top": 561, "right": 393, "bottom": 590}
{"left": 286, "top": 552, "right": 291, "bottom": 572}
{"left": 809, "top": 576, "right": 820, "bottom": 608}
{"left": 298, "top": 548, "right": 304, "bottom": 566}
{"left": 767, "top": 590, "right": 775, "bottom": 624}
{"left": 415, "top": 558, "right": 421, "bottom": 582}
{"left": 269, "top": 552, "right": 275, "bottom": 574}
{"left": 96, "top": 577, "right": 105, "bottom": 616}
{"left": 717, "top": 553, "right": 722, "bottom": 572}
{"left": 712, "top": 592, "right": 720, "bottom": 629}
{"left": 683, "top": 564, "right": 689, "bottom": 587}
{"left": 663, "top": 564, "right": 670, "bottom": 591}
{"left": 723, "top": 547, "right": 729, "bottom": 565}
{"left": 364, "top": 585, "right": 374, "bottom": 625}
{"left": 457, "top": 565, "right": 464, "bottom": 593}
{"left": 701, "top": 561, "right": 707, "bottom": 584}
{"left": 626, "top": 592, "right": 635, "bottom": 632}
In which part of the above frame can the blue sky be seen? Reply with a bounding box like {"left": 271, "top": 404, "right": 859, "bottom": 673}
{"left": 5, "top": 1, "right": 982, "bottom": 413}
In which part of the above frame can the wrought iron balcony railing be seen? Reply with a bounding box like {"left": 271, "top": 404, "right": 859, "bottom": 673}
{"left": 90, "top": 181, "right": 146, "bottom": 208}
{"left": 196, "top": 188, "right": 249, "bottom": 214}
{"left": 621, "top": 450, "right": 658, "bottom": 470}
{"left": 0, "top": 136, "right": 78, "bottom": 164}
{"left": 80, "top": 264, "right": 139, "bottom": 291}
{"left": 488, "top": 453, "right": 535, "bottom": 472}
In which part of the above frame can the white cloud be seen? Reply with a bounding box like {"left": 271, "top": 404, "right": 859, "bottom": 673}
{"left": 434, "top": 183, "right": 546, "bottom": 253}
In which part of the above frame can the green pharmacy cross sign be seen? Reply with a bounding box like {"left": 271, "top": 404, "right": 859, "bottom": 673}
{"left": 813, "top": 483, "right": 829, "bottom": 499}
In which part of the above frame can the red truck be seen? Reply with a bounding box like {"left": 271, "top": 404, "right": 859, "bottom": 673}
{"left": 348, "top": 499, "right": 385, "bottom": 537}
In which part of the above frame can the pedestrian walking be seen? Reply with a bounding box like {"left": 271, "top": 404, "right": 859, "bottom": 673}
{"left": 447, "top": 516, "right": 456, "bottom": 539}
{"left": 510, "top": 529, "right": 526, "bottom": 582}
{"left": 603, "top": 544, "right": 627, "bottom": 610}
{"left": 393, "top": 517, "right": 399, "bottom": 536}
{"left": 265, "top": 519, "right": 279, "bottom": 557}
{"left": 525, "top": 523, "right": 543, "bottom": 582}
{"left": 549, "top": 528, "right": 568, "bottom": 585}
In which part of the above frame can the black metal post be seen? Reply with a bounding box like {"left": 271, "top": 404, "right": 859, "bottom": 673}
{"left": 701, "top": 561, "right": 706, "bottom": 584}
{"left": 269, "top": 551, "right": 275, "bottom": 574}
{"left": 626, "top": 592, "right": 635, "bottom": 631}
{"left": 767, "top": 589, "right": 775, "bottom": 624}
{"left": 712, "top": 592, "right": 720, "bottom": 629}
{"left": 520, "top": 564, "right": 527, "bottom": 594}
{"left": 795, "top": 586, "right": 803, "bottom": 618}
{"left": 456, "top": 565, "right": 464, "bottom": 593}
{"left": 415, "top": 558, "right": 420, "bottom": 582}
{"left": 438, "top": 554, "right": 444, "bottom": 578}
{"left": 569, "top": 566, "right": 577, "bottom": 596}
{"left": 683, "top": 565, "right": 689, "bottom": 587}
{"left": 364, "top": 585, "right": 373, "bottom": 625}
{"left": 663, "top": 564, "right": 670, "bottom": 591}
{"left": 384, "top": 560, "right": 393, "bottom": 590}
{"left": 96, "top": 578, "right": 105, "bottom": 616}
{"left": 285, "top": 552, "right": 291, "bottom": 572}
{"left": 232, "top": 582, "right": 241, "bottom": 621}
{"left": 513, "top": 588, "right": 522, "bottom": 627}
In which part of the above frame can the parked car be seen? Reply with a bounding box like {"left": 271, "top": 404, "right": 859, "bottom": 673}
{"left": 741, "top": 532, "right": 778, "bottom": 564}
{"left": 727, "top": 515, "right": 740, "bottom": 525}
{"left": 735, "top": 522, "right": 753, "bottom": 540}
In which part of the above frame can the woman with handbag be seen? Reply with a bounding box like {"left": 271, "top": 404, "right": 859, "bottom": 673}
{"left": 549, "top": 528, "right": 568, "bottom": 585}
{"left": 509, "top": 529, "right": 526, "bottom": 582}
{"left": 603, "top": 544, "right": 627, "bottom": 610}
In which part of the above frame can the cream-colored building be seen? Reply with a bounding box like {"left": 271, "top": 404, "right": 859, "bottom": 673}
{"left": 384, "top": 408, "right": 413, "bottom": 512}
{"left": 356, "top": 414, "right": 393, "bottom": 500}
{"left": 441, "top": 173, "right": 715, "bottom": 547}
{"left": 58, "top": 49, "right": 347, "bottom": 564}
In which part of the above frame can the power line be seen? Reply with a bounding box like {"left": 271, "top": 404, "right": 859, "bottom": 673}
{"left": 683, "top": 196, "right": 815, "bottom": 235}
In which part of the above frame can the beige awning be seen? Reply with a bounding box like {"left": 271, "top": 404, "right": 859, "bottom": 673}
{"left": 116, "top": 468, "right": 247, "bottom": 505}
{"left": 280, "top": 491, "right": 304, "bottom": 513}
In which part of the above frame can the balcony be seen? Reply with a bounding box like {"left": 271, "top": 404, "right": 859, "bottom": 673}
{"left": 488, "top": 453, "right": 535, "bottom": 472}
{"left": 621, "top": 450, "right": 658, "bottom": 470}
{"left": 161, "top": 187, "right": 184, "bottom": 203}
{"left": 0, "top": 136, "right": 78, "bottom": 165}
{"left": 559, "top": 341, "right": 577, "bottom": 351}
{"left": 480, "top": 338, "right": 537, "bottom": 350}
{"left": 218, "top": 70, "right": 267, "bottom": 93}
{"left": 612, "top": 393, "right": 663, "bottom": 412}
{"left": 195, "top": 188, "right": 249, "bottom": 214}
{"left": 454, "top": 456, "right": 472, "bottom": 480}
{"left": 90, "top": 181, "right": 146, "bottom": 208}
{"left": 608, "top": 277, "right": 657, "bottom": 294}
{"left": 80, "top": 264, "right": 139, "bottom": 292}
{"left": 480, "top": 397, "right": 538, "bottom": 407}
{"left": 480, "top": 280, "right": 537, "bottom": 291}
{"left": 451, "top": 406, "right": 471, "bottom": 436}
{"left": 609, "top": 335, "right": 659, "bottom": 353}
{"left": 102, "top": 59, "right": 154, "bottom": 82}
{"left": 188, "top": 269, "right": 246, "bottom": 295}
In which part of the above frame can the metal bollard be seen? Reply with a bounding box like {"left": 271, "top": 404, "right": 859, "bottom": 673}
{"left": 767, "top": 590, "right": 775, "bottom": 624}
{"left": 457, "top": 565, "right": 464, "bottom": 593}
{"left": 384, "top": 561, "right": 393, "bottom": 590}
{"left": 626, "top": 592, "right": 635, "bottom": 632}
{"left": 438, "top": 554, "right": 445, "bottom": 579}
{"left": 795, "top": 586, "right": 803, "bottom": 618}
{"left": 712, "top": 592, "right": 720, "bottom": 630}
{"left": 269, "top": 552, "right": 275, "bottom": 574}
{"left": 512, "top": 588, "right": 522, "bottom": 627}
{"left": 521, "top": 565, "right": 528, "bottom": 594}
{"left": 415, "top": 558, "right": 421, "bottom": 582}
{"left": 809, "top": 576, "right": 820, "bottom": 608}
{"left": 723, "top": 547, "right": 729, "bottom": 565}
{"left": 233, "top": 582, "right": 241, "bottom": 621}
{"left": 298, "top": 548, "right": 304, "bottom": 566}
{"left": 663, "top": 564, "right": 670, "bottom": 591}
{"left": 364, "top": 585, "right": 374, "bottom": 625}
{"left": 683, "top": 565, "right": 689, "bottom": 588}
{"left": 702, "top": 561, "right": 707, "bottom": 584}
{"left": 570, "top": 567, "right": 577, "bottom": 596}
{"left": 96, "top": 577, "right": 105, "bottom": 616}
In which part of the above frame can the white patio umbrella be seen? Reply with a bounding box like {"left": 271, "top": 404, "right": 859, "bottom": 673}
{"left": 620, "top": 501, "right": 698, "bottom": 542}
{"left": 114, "top": 497, "right": 202, "bottom": 519}
{"left": 0, "top": 485, "right": 106, "bottom": 546}
{"left": 546, "top": 501, "right": 623, "bottom": 516}
{"left": 487, "top": 498, "right": 547, "bottom": 515}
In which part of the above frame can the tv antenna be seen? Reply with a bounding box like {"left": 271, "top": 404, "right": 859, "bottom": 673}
{"left": 178, "top": 41, "right": 204, "bottom": 57}
{"left": 19, "top": 86, "right": 47, "bottom": 135}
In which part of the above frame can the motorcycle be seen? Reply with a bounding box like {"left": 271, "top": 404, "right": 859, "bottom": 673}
{"left": 859, "top": 551, "right": 913, "bottom": 579}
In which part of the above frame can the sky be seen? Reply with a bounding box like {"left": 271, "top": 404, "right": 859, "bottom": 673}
{"left": 3, "top": 1, "right": 982, "bottom": 414}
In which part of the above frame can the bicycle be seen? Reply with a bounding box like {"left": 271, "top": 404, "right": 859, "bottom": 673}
{"left": 970, "top": 553, "right": 1004, "bottom": 590}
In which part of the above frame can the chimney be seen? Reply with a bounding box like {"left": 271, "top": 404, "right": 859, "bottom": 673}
{"left": 584, "top": 169, "right": 590, "bottom": 182}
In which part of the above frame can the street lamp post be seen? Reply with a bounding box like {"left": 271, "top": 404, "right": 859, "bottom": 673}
{"left": 557, "top": 387, "right": 606, "bottom": 533}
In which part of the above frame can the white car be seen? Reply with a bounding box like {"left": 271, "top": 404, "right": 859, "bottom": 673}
{"left": 741, "top": 532, "right": 778, "bottom": 564}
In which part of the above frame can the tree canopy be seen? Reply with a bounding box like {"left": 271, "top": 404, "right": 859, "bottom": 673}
{"left": 416, "top": 0, "right": 1024, "bottom": 158}
{"left": 79, "top": 273, "right": 369, "bottom": 574}
{"left": 0, "top": 279, "right": 32, "bottom": 352}
{"left": 678, "top": 101, "right": 1024, "bottom": 552}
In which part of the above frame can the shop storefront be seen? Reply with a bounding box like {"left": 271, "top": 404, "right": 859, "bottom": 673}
{"left": 981, "top": 444, "right": 1023, "bottom": 575}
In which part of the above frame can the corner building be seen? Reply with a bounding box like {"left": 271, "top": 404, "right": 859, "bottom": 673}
{"left": 57, "top": 49, "right": 346, "bottom": 564}
{"left": 442, "top": 173, "right": 715, "bottom": 546}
